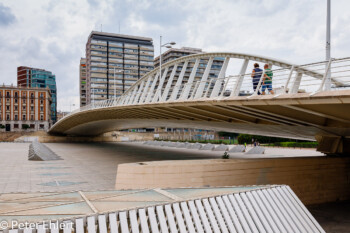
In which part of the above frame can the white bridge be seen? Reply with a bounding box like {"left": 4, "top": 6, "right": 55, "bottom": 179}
{"left": 50, "top": 52, "right": 350, "bottom": 155}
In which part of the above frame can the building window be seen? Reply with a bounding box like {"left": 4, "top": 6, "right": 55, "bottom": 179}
{"left": 14, "top": 98, "right": 18, "bottom": 104}
{"left": 23, "top": 99, "right": 26, "bottom": 104}
{"left": 6, "top": 98, "right": 10, "bottom": 103}
{"left": 14, "top": 106, "right": 18, "bottom": 111}
{"left": 30, "top": 124, "right": 35, "bottom": 129}
{"left": 6, "top": 106, "right": 10, "bottom": 111}
{"left": 30, "top": 93, "right": 34, "bottom": 98}
{"left": 40, "top": 100, "right": 43, "bottom": 104}
{"left": 30, "top": 115, "right": 34, "bottom": 121}
{"left": 40, "top": 107, "right": 43, "bottom": 111}
{"left": 23, "top": 106, "right": 26, "bottom": 110}
{"left": 14, "top": 124, "right": 19, "bottom": 129}
{"left": 14, "top": 115, "right": 18, "bottom": 121}
{"left": 39, "top": 124, "right": 45, "bottom": 129}
{"left": 14, "top": 92, "right": 18, "bottom": 98}
{"left": 23, "top": 115, "right": 26, "bottom": 120}
{"left": 31, "top": 99, "right": 34, "bottom": 104}
{"left": 6, "top": 92, "right": 10, "bottom": 98}
{"left": 6, "top": 114, "right": 10, "bottom": 120}
{"left": 40, "top": 115, "right": 44, "bottom": 121}
{"left": 31, "top": 106, "right": 34, "bottom": 111}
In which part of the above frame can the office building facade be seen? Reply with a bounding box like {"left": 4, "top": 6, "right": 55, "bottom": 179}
{"left": 154, "top": 47, "right": 224, "bottom": 98}
{"left": 0, "top": 85, "right": 52, "bottom": 132}
{"left": 17, "top": 66, "right": 57, "bottom": 123}
{"left": 80, "top": 58, "right": 87, "bottom": 107}
{"left": 85, "top": 31, "right": 154, "bottom": 104}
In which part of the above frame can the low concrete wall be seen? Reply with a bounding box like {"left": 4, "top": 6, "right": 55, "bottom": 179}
{"left": 115, "top": 157, "right": 350, "bottom": 205}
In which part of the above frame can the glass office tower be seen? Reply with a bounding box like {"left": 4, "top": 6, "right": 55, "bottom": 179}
{"left": 17, "top": 66, "right": 57, "bottom": 123}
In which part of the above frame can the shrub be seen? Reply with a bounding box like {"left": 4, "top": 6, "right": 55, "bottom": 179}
{"left": 22, "top": 124, "right": 30, "bottom": 130}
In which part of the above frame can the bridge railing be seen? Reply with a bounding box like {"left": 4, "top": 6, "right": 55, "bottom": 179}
{"left": 58, "top": 56, "right": 350, "bottom": 122}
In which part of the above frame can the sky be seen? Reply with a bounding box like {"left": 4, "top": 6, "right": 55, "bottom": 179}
{"left": 0, "top": 0, "right": 349, "bottom": 111}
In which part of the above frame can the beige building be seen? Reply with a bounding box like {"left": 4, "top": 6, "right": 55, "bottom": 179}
{"left": 85, "top": 31, "right": 154, "bottom": 104}
{"left": 80, "top": 58, "right": 87, "bottom": 107}
{"left": 0, "top": 85, "right": 52, "bottom": 132}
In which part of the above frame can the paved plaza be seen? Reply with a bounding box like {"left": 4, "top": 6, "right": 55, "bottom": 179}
{"left": 0, "top": 142, "right": 324, "bottom": 193}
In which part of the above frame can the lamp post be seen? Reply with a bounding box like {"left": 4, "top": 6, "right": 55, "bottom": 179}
{"left": 114, "top": 68, "right": 124, "bottom": 99}
{"left": 325, "top": 0, "right": 331, "bottom": 90}
{"left": 159, "top": 36, "right": 176, "bottom": 79}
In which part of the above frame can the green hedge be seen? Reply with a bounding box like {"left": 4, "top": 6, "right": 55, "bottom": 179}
{"left": 266, "top": 141, "right": 318, "bottom": 148}
{"left": 155, "top": 139, "right": 237, "bottom": 145}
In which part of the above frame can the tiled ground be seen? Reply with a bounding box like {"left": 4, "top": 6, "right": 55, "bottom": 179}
{"left": 0, "top": 142, "right": 323, "bottom": 193}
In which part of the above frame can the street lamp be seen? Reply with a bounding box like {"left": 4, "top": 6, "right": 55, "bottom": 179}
{"left": 114, "top": 68, "right": 124, "bottom": 99}
{"left": 159, "top": 36, "right": 176, "bottom": 79}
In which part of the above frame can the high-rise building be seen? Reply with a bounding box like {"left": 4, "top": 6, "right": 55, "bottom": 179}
{"left": 17, "top": 66, "right": 57, "bottom": 123}
{"left": 85, "top": 31, "right": 154, "bottom": 104}
{"left": 0, "top": 85, "right": 52, "bottom": 132}
{"left": 80, "top": 58, "right": 87, "bottom": 107}
{"left": 154, "top": 47, "right": 203, "bottom": 67}
{"left": 154, "top": 47, "right": 224, "bottom": 97}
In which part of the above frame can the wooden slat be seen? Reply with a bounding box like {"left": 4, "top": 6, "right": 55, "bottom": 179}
{"left": 250, "top": 191, "right": 282, "bottom": 233}
{"left": 129, "top": 209, "right": 140, "bottom": 233}
{"left": 222, "top": 195, "right": 244, "bottom": 233}
{"left": 164, "top": 204, "right": 177, "bottom": 233}
{"left": 180, "top": 202, "right": 196, "bottom": 233}
{"left": 156, "top": 205, "right": 169, "bottom": 233}
{"left": 240, "top": 193, "right": 267, "bottom": 233}
{"left": 214, "top": 196, "right": 237, "bottom": 233}
{"left": 75, "top": 218, "right": 85, "bottom": 233}
{"left": 202, "top": 198, "right": 222, "bottom": 233}
{"left": 147, "top": 207, "right": 160, "bottom": 233}
{"left": 172, "top": 203, "right": 187, "bottom": 233}
{"left": 188, "top": 200, "right": 204, "bottom": 233}
{"left": 119, "top": 212, "right": 130, "bottom": 233}
{"left": 195, "top": 199, "right": 213, "bottom": 233}
{"left": 109, "top": 213, "right": 119, "bottom": 233}
{"left": 87, "top": 216, "right": 96, "bottom": 233}
{"left": 63, "top": 221, "right": 73, "bottom": 233}
{"left": 228, "top": 194, "right": 255, "bottom": 233}
{"left": 138, "top": 208, "right": 150, "bottom": 233}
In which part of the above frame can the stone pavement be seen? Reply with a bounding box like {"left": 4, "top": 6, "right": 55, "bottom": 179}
{"left": 0, "top": 142, "right": 324, "bottom": 193}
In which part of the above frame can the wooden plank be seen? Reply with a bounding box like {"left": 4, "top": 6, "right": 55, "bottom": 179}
{"left": 164, "top": 204, "right": 177, "bottom": 233}
{"left": 75, "top": 218, "right": 85, "bottom": 233}
{"left": 119, "top": 212, "right": 130, "bottom": 233}
{"left": 109, "top": 213, "right": 119, "bottom": 233}
{"left": 87, "top": 216, "right": 96, "bottom": 233}
{"left": 188, "top": 200, "right": 204, "bottom": 233}
{"left": 214, "top": 196, "right": 237, "bottom": 233}
{"left": 138, "top": 209, "right": 150, "bottom": 233}
{"left": 129, "top": 209, "right": 140, "bottom": 233}
{"left": 250, "top": 191, "right": 283, "bottom": 233}
{"left": 208, "top": 198, "right": 228, "bottom": 233}
{"left": 240, "top": 193, "right": 268, "bottom": 233}
{"left": 156, "top": 205, "right": 169, "bottom": 233}
{"left": 147, "top": 207, "right": 160, "bottom": 233}
{"left": 222, "top": 195, "right": 244, "bottom": 233}
{"left": 180, "top": 202, "right": 196, "bottom": 233}
{"left": 195, "top": 199, "right": 213, "bottom": 233}
{"left": 98, "top": 215, "right": 108, "bottom": 233}
{"left": 172, "top": 203, "right": 187, "bottom": 233}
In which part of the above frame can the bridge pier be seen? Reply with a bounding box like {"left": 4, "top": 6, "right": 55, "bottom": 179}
{"left": 316, "top": 135, "right": 350, "bottom": 156}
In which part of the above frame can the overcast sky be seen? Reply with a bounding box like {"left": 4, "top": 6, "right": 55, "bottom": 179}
{"left": 0, "top": 0, "right": 349, "bottom": 111}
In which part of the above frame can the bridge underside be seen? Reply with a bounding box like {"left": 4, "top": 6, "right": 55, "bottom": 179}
{"left": 51, "top": 91, "right": 350, "bottom": 155}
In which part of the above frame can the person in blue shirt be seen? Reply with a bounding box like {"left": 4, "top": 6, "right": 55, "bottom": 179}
{"left": 251, "top": 63, "right": 262, "bottom": 95}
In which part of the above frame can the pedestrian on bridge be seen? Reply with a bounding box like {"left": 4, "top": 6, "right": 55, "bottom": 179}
{"left": 262, "top": 64, "right": 274, "bottom": 95}
{"left": 251, "top": 63, "right": 262, "bottom": 95}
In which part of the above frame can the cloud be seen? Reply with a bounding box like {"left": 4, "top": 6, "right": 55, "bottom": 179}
{"left": 0, "top": 0, "right": 349, "bottom": 112}
{"left": 0, "top": 3, "right": 16, "bottom": 26}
